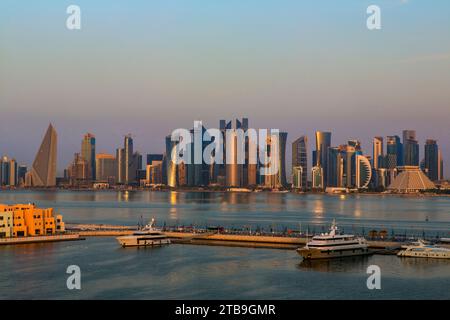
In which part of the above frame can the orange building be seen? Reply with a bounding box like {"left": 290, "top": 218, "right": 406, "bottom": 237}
{"left": 0, "top": 204, "right": 63, "bottom": 237}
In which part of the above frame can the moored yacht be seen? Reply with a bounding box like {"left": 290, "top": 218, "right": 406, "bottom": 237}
{"left": 397, "top": 240, "right": 450, "bottom": 259}
{"left": 297, "top": 220, "right": 370, "bottom": 260}
{"left": 116, "top": 218, "right": 171, "bottom": 247}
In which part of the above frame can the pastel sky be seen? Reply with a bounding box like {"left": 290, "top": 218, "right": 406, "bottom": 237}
{"left": 0, "top": 0, "right": 449, "bottom": 177}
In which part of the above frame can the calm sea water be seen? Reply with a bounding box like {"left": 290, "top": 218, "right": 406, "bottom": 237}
{"left": 0, "top": 190, "right": 449, "bottom": 299}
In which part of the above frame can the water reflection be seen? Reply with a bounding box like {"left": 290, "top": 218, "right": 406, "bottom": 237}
{"left": 298, "top": 256, "right": 371, "bottom": 273}
{"left": 169, "top": 192, "right": 178, "bottom": 219}
{"left": 313, "top": 200, "right": 324, "bottom": 215}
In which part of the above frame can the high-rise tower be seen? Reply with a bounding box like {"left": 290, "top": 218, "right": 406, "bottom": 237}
{"left": 373, "top": 137, "right": 383, "bottom": 169}
{"left": 81, "top": 133, "right": 96, "bottom": 180}
{"left": 315, "top": 131, "right": 331, "bottom": 186}
{"left": 27, "top": 124, "right": 57, "bottom": 187}
{"left": 403, "top": 130, "right": 419, "bottom": 166}
{"left": 292, "top": 136, "right": 308, "bottom": 190}
{"left": 424, "top": 139, "right": 439, "bottom": 181}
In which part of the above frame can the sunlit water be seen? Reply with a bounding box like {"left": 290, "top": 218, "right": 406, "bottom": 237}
{"left": 0, "top": 190, "right": 449, "bottom": 299}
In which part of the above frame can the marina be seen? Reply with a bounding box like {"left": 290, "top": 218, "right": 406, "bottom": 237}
{"left": 64, "top": 222, "right": 447, "bottom": 255}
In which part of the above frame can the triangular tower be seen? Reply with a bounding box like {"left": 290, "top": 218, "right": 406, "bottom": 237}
{"left": 29, "top": 124, "right": 58, "bottom": 186}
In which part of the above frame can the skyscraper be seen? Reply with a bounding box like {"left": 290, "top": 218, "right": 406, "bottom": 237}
{"left": 356, "top": 155, "right": 372, "bottom": 189}
{"left": 165, "top": 134, "right": 178, "bottom": 188}
{"left": 81, "top": 133, "right": 96, "bottom": 180}
{"left": 26, "top": 124, "right": 57, "bottom": 187}
{"left": 315, "top": 131, "right": 331, "bottom": 186}
{"left": 0, "top": 156, "right": 10, "bottom": 186}
{"left": 403, "top": 130, "right": 419, "bottom": 166}
{"left": 116, "top": 148, "right": 125, "bottom": 184}
{"left": 292, "top": 136, "right": 308, "bottom": 190}
{"left": 424, "top": 139, "right": 439, "bottom": 181}
{"left": 327, "top": 146, "right": 344, "bottom": 187}
{"left": 386, "top": 136, "right": 403, "bottom": 169}
{"left": 261, "top": 131, "right": 288, "bottom": 188}
{"left": 124, "top": 135, "right": 134, "bottom": 184}
{"left": 221, "top": 118, "right": 249, "bottom": 187}
{"left": 373, "top": 137, "right": 383, "bottom": 169}
{"left": 17, "top": 165, "right": 27, "bottom": 186}
{"left": 438, "top": 150, "right": 444, "bottom": 181}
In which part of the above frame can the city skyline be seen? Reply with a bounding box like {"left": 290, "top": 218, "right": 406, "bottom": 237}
{"left": 0, "top": 122, "right": 447, "bottom": 182}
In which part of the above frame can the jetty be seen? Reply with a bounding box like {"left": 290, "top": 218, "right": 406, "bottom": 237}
{"left": 65, "top": 223, "right": 417, "bottom": 252}
{"left": 0, "top": 234, "right": 84, "bottom": 246}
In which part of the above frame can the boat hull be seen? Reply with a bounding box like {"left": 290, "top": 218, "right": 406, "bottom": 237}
{"left": 297, "top": 246, "right": 371, "bottom": 260}
{"left": 397, "top": 250, "right": 450, "bottom": 259}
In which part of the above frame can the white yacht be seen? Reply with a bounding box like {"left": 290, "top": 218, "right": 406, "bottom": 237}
{"left": 297, "top": 220, "right": 370, "bottom": 260}
{"left": 116, "top": 218, "right": 171, "bottom": 247}
{"left": 397, "top": 240, "right": 450, "bottom": 259}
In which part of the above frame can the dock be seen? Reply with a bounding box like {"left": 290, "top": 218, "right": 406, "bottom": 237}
{"left": 0, "top": 234, "right": 84, "bottom": 246}
{"left": 65, "top": 223, "right": 407, "bottom": 252}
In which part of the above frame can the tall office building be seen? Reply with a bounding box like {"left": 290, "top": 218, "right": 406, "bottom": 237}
{"left": 220, "top": 118, "right": 250, "bottom": 187}
{"left": 96, "top": 153, "right": 116, "bottom": 183}
{"left": 26, "top": 124, "right": 57, "bottom": 187}
{"left": 315, "top": 131, "right": 331, "bottom": 186}
{"left": 81, "top": 133, "right": 96, "bottom": 180}
{"left": 403, "top": 130, "right": 419, "bottom": 166}
{"left": 424, "top": 139, "right": 439, "bottom": 181}
{"left": 438, "top": 150, "right": 444, "bottom": 181}
{"left": 261, "top": 131, "right": 287, "bottom": 188}
{"left": 146, "top": 160, "right": 164, "bottom": 185}
{"left": 292, "top": 136, "right": 308, "bottom": 190}
{"left": 373, "top": 137, "right": 383, "bottom": 169}
{"left": 344, "top": 145, "right": 356, "bottom": 187}
{"left": 327, "top": 146, "right": 344, "bottom": 187}
{"left": 165, "top": 134, "right": 178, "bottom": 188}
{"left": 116, "top": 148, "right": 125, "bottom": 184}
{"left": 0, "top": 156, "right": 16, "bottom": 186}
{"left": 386, "top": 136, "right": 403, "bottom": 169}
{"left": 115, "top": 135, "right": 138, "bottom": 185}
{"left": 17, "top": 165, "right": 27, "bottom": 186}
{"left": 124, "top": 135, "right": 134, "bottom": 184}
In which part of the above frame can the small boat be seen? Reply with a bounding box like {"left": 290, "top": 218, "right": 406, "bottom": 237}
{"left": 116, "top": 218, "right": 171, "bottom": 247}
{"left": 297, "top": 220, "right": 370, "bottom": 260}
{"left": 397, "top": 240, "right": 450, "bottom": 259}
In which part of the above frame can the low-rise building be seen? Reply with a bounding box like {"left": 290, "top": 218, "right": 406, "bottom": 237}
{"left": 0, "top": 209, "right": 13, "bottom": 238}
{"left": 0, "top": 203, "right": 64, "bottom": 237}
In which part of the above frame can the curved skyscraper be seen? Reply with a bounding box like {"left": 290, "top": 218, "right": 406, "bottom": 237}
{"left": 356, "top": 155, "right": 372, "bottom": 189}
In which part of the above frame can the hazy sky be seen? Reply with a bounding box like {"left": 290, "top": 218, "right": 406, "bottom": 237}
{"left": 1, "top": 0, "right": 449, "bottom": 177}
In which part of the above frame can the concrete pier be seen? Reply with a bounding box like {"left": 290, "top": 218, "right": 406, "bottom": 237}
{"left": 66, "top": 223, "right": 429, "bottom": 252}
{"left": 0, "top": 234, "right": 84, "bottom": 246}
